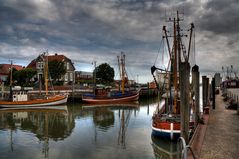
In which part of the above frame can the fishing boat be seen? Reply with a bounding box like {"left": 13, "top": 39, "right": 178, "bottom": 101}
{"left": 151, "top": 11, "right": 195, "bottom": 140}
{"left": 0, "top": 52, "right": 68, "bottom": 108}
{"left": 82, "top": 52, "right": 140, "bottom": 104}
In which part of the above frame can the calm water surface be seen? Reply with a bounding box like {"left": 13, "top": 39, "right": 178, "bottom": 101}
{"left": 0, "top": 98, "right": 177, "bottom": 159}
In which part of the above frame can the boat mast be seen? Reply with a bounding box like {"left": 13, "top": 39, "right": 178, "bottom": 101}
{"left": 9, "top": 60, "right": 13, "bottom": 100}
{"left": 162, "top": 26, "right": 171, "bottom": 111}
{"left": 177, "top": 11, "right": 182, "bottom": 64}
{"left": 118, "top": 52, "right": 127, "bottom": 94}
{"left": 121, "top": 53, "right": 125, "bottom": 94}
{"left": 44, "top": 51, "right": 49, "bottom": 96}
{"left": 163, "top": 26, "right": 172, "bottom": 59}
{"left": 93, "top": 61, "right": 97, "bottom": 95}
{"left": 173, "top": 17, "right": 178, "bottom": 114}
{"left": 187, "top": 23, "right": 195, "bottom": 61}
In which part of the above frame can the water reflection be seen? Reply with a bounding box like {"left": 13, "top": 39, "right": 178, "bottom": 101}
{"left": 93, "top": 107, "right": 115, "bottom": 131}
{"left": 0, "top": 97, "right": 175, "bottom": 159}
{"left": 82, "top": 104, "right": 139, "bottom": 149}
{"left": 0, "top": 106, "right": 72, "bottom": 158}
{"left": 151, "top": 134, "right": 177, "bottom": 159}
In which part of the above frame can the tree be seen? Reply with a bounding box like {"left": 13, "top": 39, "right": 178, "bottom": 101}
{"left": 94, "top": 63, "right": 114, "bottom": 85}
{"left": 48, "top": 60, "right": 66, "bottom": 85}
{"left": 10, "top": 68, "right": 37, "bottom": 86}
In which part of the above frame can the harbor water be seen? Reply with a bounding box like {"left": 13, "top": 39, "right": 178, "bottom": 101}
{"left": 0, "top": 98, "right": 177, "bottom": 159}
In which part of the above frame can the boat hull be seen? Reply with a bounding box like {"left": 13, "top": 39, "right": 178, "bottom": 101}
{"left": 152, "top": 122, "right": 181, "bottom": 141}
{"left": 152, "top": 118, "right": 195, "bottom": 141}
{"left": 0, "top": 94, "right": 68, "bottom": 108}
{"left": 82, "top": 92, "right": 139, "bottom": 104}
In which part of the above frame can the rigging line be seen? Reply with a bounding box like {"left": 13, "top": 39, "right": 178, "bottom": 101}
{"left": 153, "top": 38, "right": 164, "bottom": 66}
{"left": 162, "top": 38, "right": 165, "bottom": 67}
{"left": 193, "top": 28, "right": 196, "bottom": 64}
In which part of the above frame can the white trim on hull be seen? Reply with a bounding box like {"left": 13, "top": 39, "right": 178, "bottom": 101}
{"left": 152, "top": 125, "right": 181, "bottom": 140}
{"left": 0, "top": 96, "right": 68, "bottom": 108}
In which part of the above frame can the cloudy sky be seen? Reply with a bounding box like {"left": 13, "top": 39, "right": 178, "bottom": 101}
{"left": 0, "top": 0, "right": 238, "bottom": 83}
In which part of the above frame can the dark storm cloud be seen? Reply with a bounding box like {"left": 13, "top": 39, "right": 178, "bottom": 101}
{"left": 0, "top": 0, "right": 238, "bottom": 82}
{"left": 199, "top": 0, "right": 239, "bottom": 35}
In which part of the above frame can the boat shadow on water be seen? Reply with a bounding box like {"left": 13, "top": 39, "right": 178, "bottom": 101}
{"left": 151, "top": 134, "right": 177, "bottom": 159}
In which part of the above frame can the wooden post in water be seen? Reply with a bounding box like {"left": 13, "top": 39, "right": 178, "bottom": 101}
{"left": 202, "top": 76, "right": 207, "bottom": 108}
{"left": 192, "top": 65, "right": 200, "bottom": 125}
{"left": 180, "top": 62, "right": 190, "bottom": 144}
{"left": 206, "top": 77, "right": 209, "bottom": 106}
{"left": 212, "top": 77, "right": 215, "bottom": 109}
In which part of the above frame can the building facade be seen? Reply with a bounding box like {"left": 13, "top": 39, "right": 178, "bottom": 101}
{"left": 75, "top": 71, "right": 93, "bottom": 87}
{"left": 27, "top": 53, "right": 75, "bottom": 85}
{"left": 0, "top": 64, "right": 23, "bottom": 82}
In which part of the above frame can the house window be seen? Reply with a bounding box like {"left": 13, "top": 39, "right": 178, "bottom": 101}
{"left": 37, "top": 62, "right": 44, "bottom": 69}
{"left": 66, "top": 62, "right": 69, "bottom": 70}
{"left": 65, "top": 74, "right": 68, "bottom": 81}
{"left": 70, "top": 72, "right": 73, "bottom": 81}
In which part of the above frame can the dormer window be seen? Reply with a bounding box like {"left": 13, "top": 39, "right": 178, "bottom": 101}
{"left": 37, "top": 62, "right": 44, "bottom": 69}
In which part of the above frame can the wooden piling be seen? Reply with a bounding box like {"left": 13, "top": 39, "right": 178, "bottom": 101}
{"left": 192, "top": 65, "right": 200, "bottom": 126}
{"left": 180, "top": 62, "right": 190, "bottom": 144}
{"left": 206, "top": 77, "right": 209, "bottom": 106}
{"left": 212, "top": 77, "right": 215, "bottom": 109}
{"left": 202, "top": 76, "right": 207, "bottom": 108}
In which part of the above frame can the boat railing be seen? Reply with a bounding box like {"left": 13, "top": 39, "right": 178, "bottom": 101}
{"left": 177, "top": 137, "right": 196, "bottom": 159}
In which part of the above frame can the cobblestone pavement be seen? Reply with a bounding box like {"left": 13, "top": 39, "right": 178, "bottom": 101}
{"left": 200, "top": 94, "right": 239, "bottom": 159}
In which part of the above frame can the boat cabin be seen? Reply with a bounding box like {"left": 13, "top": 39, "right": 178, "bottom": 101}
{"left": 95, "top": 85, "right": 111, "bottom": 97}
{"left": 221, "top": 79, "right": 239, "bottom": 89}
{"left": 11, "top": 86, "right": 33, "bottom": 102}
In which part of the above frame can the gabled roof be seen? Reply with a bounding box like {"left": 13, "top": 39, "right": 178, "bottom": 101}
{"left": 0, "top": 64, "right": 23, "bottom": 75}
{"left": 27, "top": 53, "right": 75, "bottom": 70}
{"left": 48, "top": 54, "right": 70, "bottom": 62}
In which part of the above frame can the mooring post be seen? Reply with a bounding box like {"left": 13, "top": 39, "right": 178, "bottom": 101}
{"left": 202, "top": 76, "right": 207, "bottom": 108}
{"left": 192, "top": 65, "right": 200, "bottom": 126}
{"left": 180, "top": 62, "right": 190, "bottom": 144}
{"left": 206, "top": 77, "right": 209, "bottom": 106}
{"left": 212, "top": 77, "right": 215, "bottom": 109}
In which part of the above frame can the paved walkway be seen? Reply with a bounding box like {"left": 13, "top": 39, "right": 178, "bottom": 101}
{"left": 200, "top": 93, "right": 239, "bottom": 159}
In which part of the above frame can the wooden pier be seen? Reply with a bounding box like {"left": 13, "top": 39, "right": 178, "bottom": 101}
{"left": 189, "top": 90, "right": 239, "bottom": 159}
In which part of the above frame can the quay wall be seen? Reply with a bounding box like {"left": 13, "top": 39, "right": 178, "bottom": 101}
{"left": 1, "top": 88, "right": 158, "bottom": 102}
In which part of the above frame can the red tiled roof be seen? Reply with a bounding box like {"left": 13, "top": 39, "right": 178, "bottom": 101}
{"left": 48, "top": 54, "right": 69, "bottom": 61}
{"left": 27, "top": 59, "right": 37, "bottom": 68}
{"left": 27, "top": 54, "right": 72, "bottom": 69}
{"left": 0, "top": 64, "right": 23, "bottom": 75}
